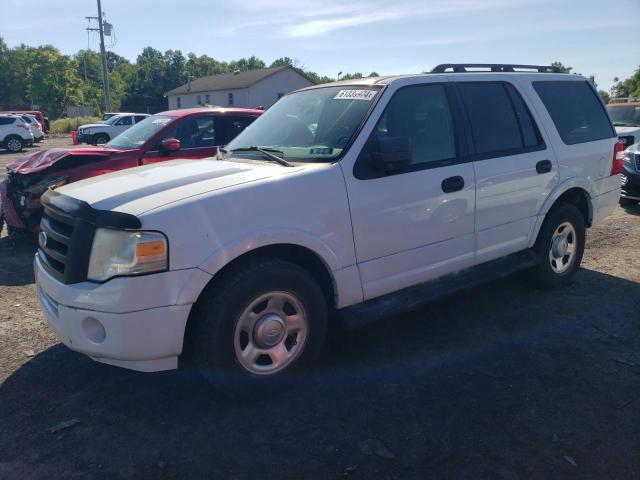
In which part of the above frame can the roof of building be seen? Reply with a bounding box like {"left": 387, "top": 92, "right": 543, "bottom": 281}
{"left": 165, "top": 65, "right": 314, "bottom": 96}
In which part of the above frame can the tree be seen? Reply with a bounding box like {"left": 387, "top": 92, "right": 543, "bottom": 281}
{"left": 550, "top": 61, "right": 572, "bottom": 74}
{"left": 228, "top": 56, "right": 265, "bottom": 72}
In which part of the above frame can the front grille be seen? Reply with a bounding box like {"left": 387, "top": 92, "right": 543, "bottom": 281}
{"left": 39, "top": 204, "right": 96, "bottom": 284}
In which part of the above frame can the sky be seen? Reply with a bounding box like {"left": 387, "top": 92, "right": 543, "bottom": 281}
{"left": 1, "top": 0, "right": 638, "bottom": 91}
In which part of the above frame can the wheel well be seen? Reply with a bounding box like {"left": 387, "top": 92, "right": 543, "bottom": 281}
{"left": 553, "top": 188, "right": 592, "bottom": 227}
{"left": 198, "top": 244, "right": 337, "bottom": 308}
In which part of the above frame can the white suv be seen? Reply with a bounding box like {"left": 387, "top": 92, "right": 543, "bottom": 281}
{"left": 35, "top": 64, "right": 621, "bottom": 397}
{"left": 77, "top": 113, "right": 149, "bottom": 145}
{"left": 0, "top": 115, "right": 34, "bottom": 152}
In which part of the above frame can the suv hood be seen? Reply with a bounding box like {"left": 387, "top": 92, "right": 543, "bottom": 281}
{"left": 7, "top": 147, "right": 117, "bottom": 174}
{"left": 56, "top": 158, "right": 304, "bottom": 216}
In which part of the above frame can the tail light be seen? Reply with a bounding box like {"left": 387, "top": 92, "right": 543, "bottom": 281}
{"left": 611, "top": 141, "right": 625, "bottom": 175}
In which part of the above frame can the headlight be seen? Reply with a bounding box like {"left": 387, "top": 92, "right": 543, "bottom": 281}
{"left": 87, "top": 228, "right": 168, "bottom": 282}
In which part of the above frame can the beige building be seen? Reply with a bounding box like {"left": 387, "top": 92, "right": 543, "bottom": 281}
{"left": 165, "top": 66, "right": 315, "bottom": 110}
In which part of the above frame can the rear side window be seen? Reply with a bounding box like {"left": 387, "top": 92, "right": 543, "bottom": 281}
{"left": 457, "top": 82, "right": 541, "bottom": 155}
{"left": 134, "top": 115, "right": 147, "bottom": 123}
{"left": 0, "top": 117, "right": 15, "bottom": 125}
{"left": 533, "top": 81, "right": 615, "bottom": 145}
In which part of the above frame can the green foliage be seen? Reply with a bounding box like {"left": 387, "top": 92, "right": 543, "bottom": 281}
{"left": 551, "top": 61, "right": 572, "bottom": 74}
{"left": 610, "top": 67, "right": 640, "bottom": 99}
{"left": 50, "top": 116, "right": 101, "bottom": 134}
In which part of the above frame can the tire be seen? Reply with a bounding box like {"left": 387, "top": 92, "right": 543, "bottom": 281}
{"left": 529, "top": 203, "right": 585, "bottom": 289}
{"left": 5, "top": 135, "right": 23, "bottom": 152}
{"left": 619, "top": 197, "right": 637, "bottom": 207}
{"left": 93, "top": 133, "right": 109, "bottom": 145}
{"left": 186, "top": 258, "right": 328, "bottom": 398}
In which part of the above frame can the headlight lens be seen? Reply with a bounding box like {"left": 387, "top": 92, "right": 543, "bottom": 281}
{"left": 87, "top": 228, "right": 168, "bottom": 282}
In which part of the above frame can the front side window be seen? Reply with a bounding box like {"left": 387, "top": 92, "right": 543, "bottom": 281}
{"left": 534, "top": 80, "right": 615, "bottom": 145}
{"left": 457, "top": 82, "right": 526, "bottom": 154}
{"left": 165, "top": 115, "right": 216, "bottom": 148}
{"left": 226, "top": 86, "right": 382, "bottom": 162}
{"left": 115, "top": 116, "right": 133, "bottom": 126}
{"left": 205, "top": 94, "right": 210, "bottom": 104}
{"left": 177, "top": 97, "right": 181, "bottom": 108}
{"left": 607, "top": 105, "right": 640, "bottom": 127}
{"left": 372, "top": 84, "right": 456, "bottom": 167}
{"left": 134, "top": 115, "right": 147, "bottom": 123}
{"left": 228, "top": 92, "right": 234, "bottom": 106}
{"left": 106, "top": 115, "right": 174, "bottom": 150}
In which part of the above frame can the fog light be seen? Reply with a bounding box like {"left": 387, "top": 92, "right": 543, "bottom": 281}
{"left": 82, "top": 317, "right": 106, "bottom": 344}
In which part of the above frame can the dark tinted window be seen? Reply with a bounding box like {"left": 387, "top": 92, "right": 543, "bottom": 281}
{"left": 457, "top": 82, "right": 522, "bottom": 154}
{"left": 505, "top": 83, "right": 542, "bottom": 147}
{"left": 167, "top": 116, "right": 216, "bottom": 148}
{"left": 0, "top": 117, "right": 16, "bottom": 125}
{"left": 134, "top": 115, "right": 147, "bottom": 123}
{"left": 374, "top": 84, "right": 456, "bottom": 166}
{"left": 223, "top": 116, "right": 256, "bottom": 144}
{"left": 115, "top": 116, "right": 133, "bottom": 126}
{"left": 534, "top": 81, "right": 614, "bottom": 145}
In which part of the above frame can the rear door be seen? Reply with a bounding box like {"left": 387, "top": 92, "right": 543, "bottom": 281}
{"left": 452, "top": 77, "right": 557, "bottom": 264}
{"left": 141, "top": 114, "right": 219, "bottom": 165}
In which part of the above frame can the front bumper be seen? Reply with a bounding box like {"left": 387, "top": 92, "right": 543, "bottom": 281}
{"left": 621, "top": 167, "right": 640, "bottom": 200}
{"left": 76, "top": 132, "right": 94, "bottom": 144}
{"left": 35, "top": 254, "right": 197, "bottom": 372}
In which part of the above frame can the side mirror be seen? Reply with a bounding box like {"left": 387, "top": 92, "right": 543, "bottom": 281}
{"left": 160, "top": 137, "right": 181, "bottom": 152}
{"left": 370, "top": 136, "right": 411, "bottom": 173}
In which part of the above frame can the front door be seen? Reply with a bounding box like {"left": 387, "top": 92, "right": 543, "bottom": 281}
{"left": 344, "top": 82, "right": 476, "bottom": 300}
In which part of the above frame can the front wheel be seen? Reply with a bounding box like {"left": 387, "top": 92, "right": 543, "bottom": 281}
{"left": 528, "top": 203, "right": 585, "bottom": 289}
{"left": 186, "top": 258, "right": 328, "bottom": 398}
{"left": 93, "top": 133, "right": 109, "bottom": 145}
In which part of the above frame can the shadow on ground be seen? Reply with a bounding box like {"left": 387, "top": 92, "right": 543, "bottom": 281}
{"left": 1, "top": 268, "right": 639, "bottom": 480}
{"left": 0, "top": 237, "right": 36, "bottom": 286}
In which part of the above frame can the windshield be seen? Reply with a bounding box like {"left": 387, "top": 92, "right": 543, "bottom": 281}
{"left": 607, "top": 105, "right": 640, "bottom": 127}
{"left": 106, "top": 115, "right": 174, "bottom": 150}
{"left": 226, "top": 86, "right": 382, "bottom": 162}
{"left": 104, "top": 115, "right": 121, "bottom": 126}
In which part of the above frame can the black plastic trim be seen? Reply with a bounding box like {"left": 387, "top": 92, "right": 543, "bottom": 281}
{"left": 432, "top": 64, "right": 561, "bottom": 73}
{"left": 41, "top": 189, "right": 141, "bottom": 229}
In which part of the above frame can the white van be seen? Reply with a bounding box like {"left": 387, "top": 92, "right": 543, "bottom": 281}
{"left": 35, "top": 64, "right": 621, "bottom": 397}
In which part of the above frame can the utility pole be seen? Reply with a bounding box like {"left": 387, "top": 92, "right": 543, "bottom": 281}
{"left": 86, "top": 0, "right": 111, "bottom": 112}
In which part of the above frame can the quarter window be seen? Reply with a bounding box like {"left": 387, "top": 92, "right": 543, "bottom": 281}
{"left": 177, "top": 97, "right": 181, "bottom": 108}
{"left": 228, "top": 92, "right": 234, "bottom": 106}
{"left": 534, "top": 80, "right": 615, "bottom": 145}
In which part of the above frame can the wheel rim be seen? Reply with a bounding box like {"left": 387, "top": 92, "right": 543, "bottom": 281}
{"left": 96, "top": 136, "right": 107, "bottom": 145}
{"left": 234, "top": 291, "right": 308, "bottom": 375}
{"left": 548, "top": 221, "right": 577, "bottom": 274}
{"left": 7, "top": 138, "right": 20, "bottom": 151}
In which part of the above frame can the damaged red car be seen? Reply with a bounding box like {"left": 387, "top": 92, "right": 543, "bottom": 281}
{"left": 0, "top": 107, "right": 262, "bottom": 235}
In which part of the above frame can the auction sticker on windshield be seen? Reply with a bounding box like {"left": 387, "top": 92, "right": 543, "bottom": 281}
{"left": 334, "top": 90, "right": 377, "bottom": 101}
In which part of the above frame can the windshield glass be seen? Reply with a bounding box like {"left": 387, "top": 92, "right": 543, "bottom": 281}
{"left": 226, "top": 86, "right": 382, "bottom": 161}
{"left": 106, "top": 115, "right": 174, "bottom": 150}
{"left": 607, "top": 105, "right": 640, "bottom": 126}
{"left": 104, "top": 115, "right": 121, "bottom": 126}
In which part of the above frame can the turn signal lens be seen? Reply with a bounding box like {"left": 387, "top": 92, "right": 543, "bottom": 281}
{"left": 611, "top": 141, "right": 625, "bottom": 175}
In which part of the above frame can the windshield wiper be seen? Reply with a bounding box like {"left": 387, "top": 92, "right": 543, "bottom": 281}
{"left": 228, "top": 146, "right": 293, "bottom": 167}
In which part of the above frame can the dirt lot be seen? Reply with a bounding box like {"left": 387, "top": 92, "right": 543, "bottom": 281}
{"left": 0, "top": 138, "right": 639, "bottom": 479}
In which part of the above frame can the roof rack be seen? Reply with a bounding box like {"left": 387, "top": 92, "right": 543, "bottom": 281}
{"left": 431, "top": 64, "right": 561, "bottom": 73}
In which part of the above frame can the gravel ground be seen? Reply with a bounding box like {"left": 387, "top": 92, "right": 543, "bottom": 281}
{"left": 0, "top": 137, "right": 639, "bottom": 479}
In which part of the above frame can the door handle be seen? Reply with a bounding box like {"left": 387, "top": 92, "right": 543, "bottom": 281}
{"left": 536, "top": 160, "right": 552, "bottom": 174}
{"left": 441, "top": 176, "right": 465, "bottom": 193}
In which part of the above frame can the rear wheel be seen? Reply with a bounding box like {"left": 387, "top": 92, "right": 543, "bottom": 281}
{"left": 186, "top": 258, "right": 328, "bottom": 398}
{"left": 93, "top": 133, "right": 109, "bottom": 145}
{"left": 5, "top": 136, "right": 23, "bottom": 152}
{"left": 529, "top": 203, "right": 585, "bottom": 289}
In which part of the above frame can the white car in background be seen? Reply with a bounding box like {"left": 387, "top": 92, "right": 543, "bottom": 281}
{"left": 0, "top": 115, "right": 34, "bottom": 152}
{"left": 77, "top": 113, "right": 150, "bottom": 145}
{"left": 21, "top": 114, "right": 45, "bottom": 142}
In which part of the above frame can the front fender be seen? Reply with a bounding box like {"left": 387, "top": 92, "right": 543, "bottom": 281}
{"left": 197, "top": 227, "right": 343, "bottom": 276}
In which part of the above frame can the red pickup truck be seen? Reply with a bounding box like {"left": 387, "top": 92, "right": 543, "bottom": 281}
{"left": 0, "top": 107, "right": 262, "bottom": 235}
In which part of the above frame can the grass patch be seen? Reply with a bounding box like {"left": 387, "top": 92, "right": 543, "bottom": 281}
{"left": 50, "top": 117, "right": 101, "bottom": 134}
